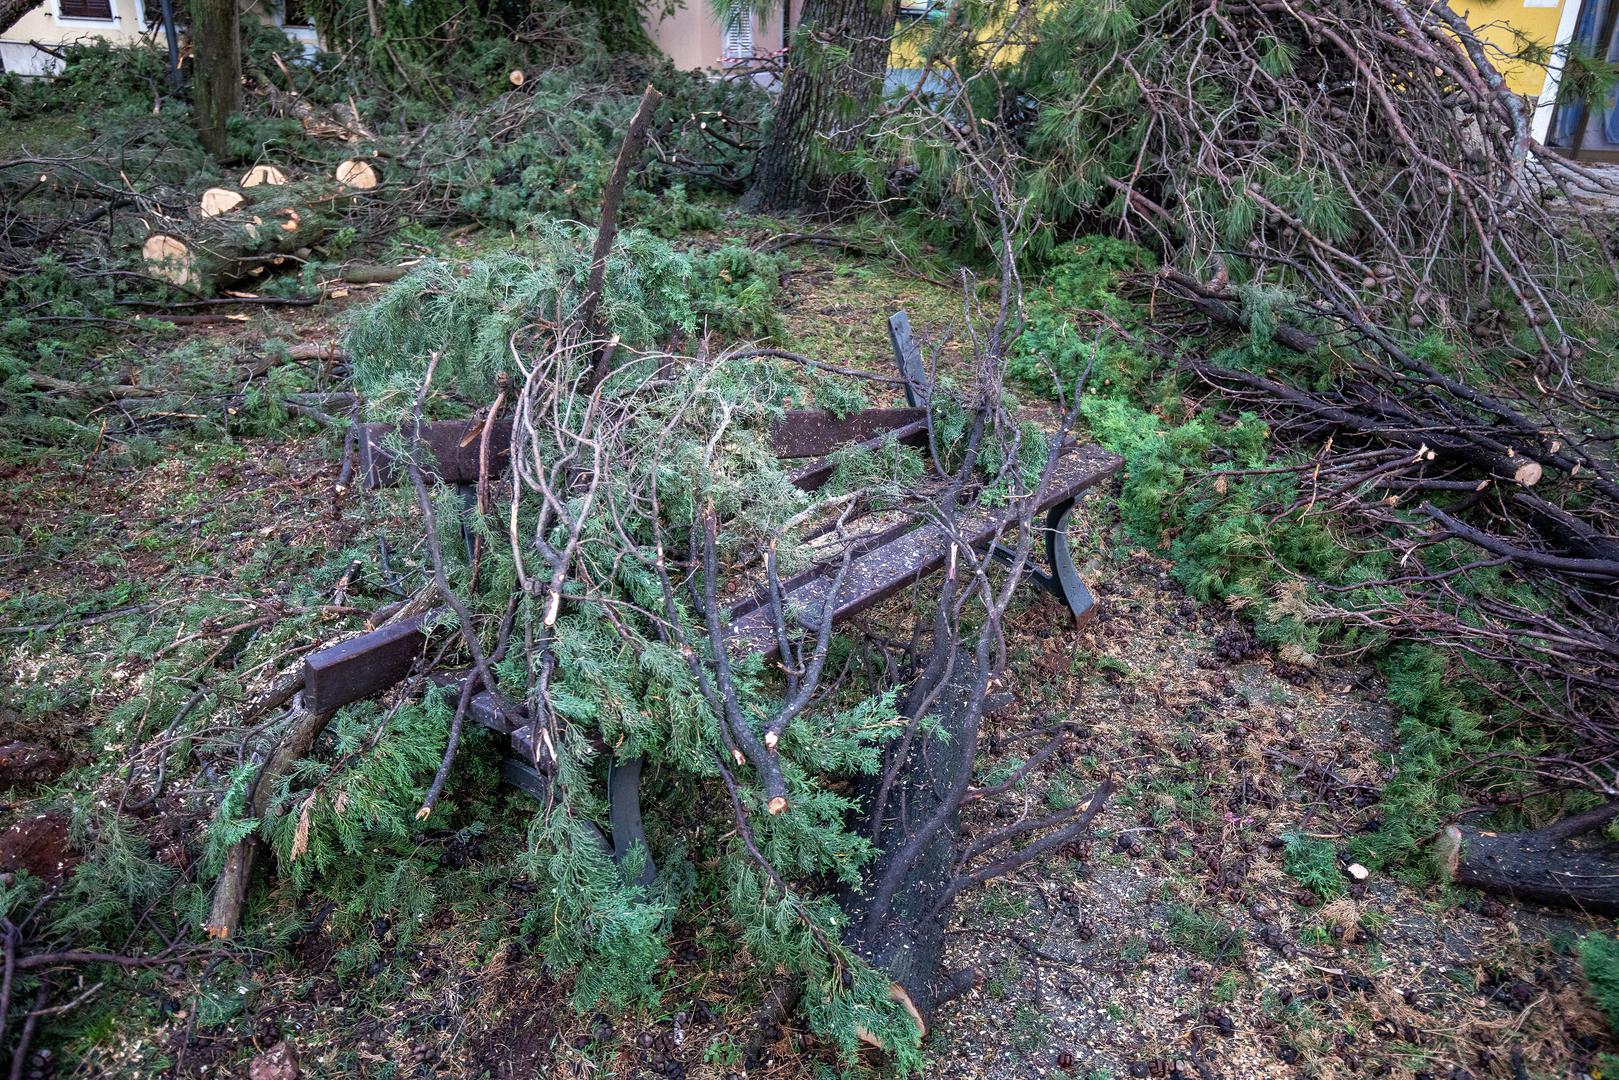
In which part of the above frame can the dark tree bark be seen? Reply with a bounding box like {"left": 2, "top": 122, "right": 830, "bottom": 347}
{"left": 581, "top": 84, "right": 662, "bottom": 393}
{"left": 1436, "top": 801, "right": 1619, "bottom": 915}
{"left": 741, "top": 0, "right": 894, "bottom": 214}
{"left": 0, "top": 0, "right": 40, "bottom": 38}
{"left": 191, "top": 0, "right": 242, "bottom": 158}
{"left": 841, "top": 649, "right": 984, "bottom": 1025}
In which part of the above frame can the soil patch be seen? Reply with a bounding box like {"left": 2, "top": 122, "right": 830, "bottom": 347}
{"left": 0, "top": 812, "right": 77, "bottom": 883}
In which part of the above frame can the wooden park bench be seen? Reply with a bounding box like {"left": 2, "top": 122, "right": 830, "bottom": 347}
{"left": 301, "top": 312, "right": 1122, "bottom": 879}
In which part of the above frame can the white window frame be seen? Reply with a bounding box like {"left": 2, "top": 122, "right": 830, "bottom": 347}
{"left": 722, "top": 3, "right": 755, "bottom": 61}
{"left": 52, "top": 0, "right": 122, "bottom": 28}
{"left": 1532, "top": 0, "right": 1599, "bottom": 142}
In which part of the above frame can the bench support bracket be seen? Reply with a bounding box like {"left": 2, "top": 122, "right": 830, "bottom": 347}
{"left": 991, "top": 497, "right": 1098, "bottom": 626}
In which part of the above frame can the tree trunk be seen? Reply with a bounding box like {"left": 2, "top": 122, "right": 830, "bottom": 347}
{"left": 191, "top": 0, "right": 242, "bottom": 159}
{"left": 741, "top": 0, "right": 894, "bottom": 214}
{"left": 841, "top": 647, "right": 984, "bottom": 1027}
{"left": 143, "top": 197, "right": 333, "bottom": 294}
{"left": 0, "top": 0, "right": 41, "bottom": 37}
{"left": 1435, "top": 801, "right": 1619, "bottom": 915}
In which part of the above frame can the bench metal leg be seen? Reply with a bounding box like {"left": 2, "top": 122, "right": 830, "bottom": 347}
{"left": 989, "top": 497, "right": 1098, "bottom": 626}
{"left": 505, "top": 727, "right": 657, "bottom": 887}
{"left": 1040, "top": 498, "right": 1098, "bottom": 626}
{"left": 608, "top": 755, "right": 658, "bottom": 887}
{"left": 889, "top": 311, "right": 927, "bottom": 408}
{"left": 501, "top": 757, "right": 550, "bottom": 800}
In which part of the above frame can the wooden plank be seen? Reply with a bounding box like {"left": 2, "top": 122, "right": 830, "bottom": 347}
{"left": 355, "top": 418, "right": 513, "bottom": 488}
{"left": 728, "top": 444, "right": 1122, "bottom": 657}
{"left": 352, "top": 408, "right": 925, "bottom": 487}
{"left": 303, "top": 615, "right": 429, "bottom": 715}
{"left": 728, "top": 516, "right": 917, "bottom": 623}
{"left": 787, "top": 417, "right": 930, "bottom": 491}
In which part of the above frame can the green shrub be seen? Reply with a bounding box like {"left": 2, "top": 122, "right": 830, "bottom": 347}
{"left": 1281, "top": 832, "right": 1343, "bottom": 899}
{"left": 440, "top": 64, "right": 765, "bottom": 234}
{"left": 1581, "top": 934, "right": 1619, "bottom": 1034}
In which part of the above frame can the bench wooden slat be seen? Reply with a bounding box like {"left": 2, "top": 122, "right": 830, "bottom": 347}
{"left": 787, "top": 417, "right": 930, "bottom": 492}
{"left": 356, "top": 419, "right": 513, "bottom": 488}
{"left": 352, "top": 408, "right": 930, "bottom": 489}
{"left": 771, "top": 408, "right": 927, "bottom": 460}
{"left": 727, "top": 443, "right": 1121, "bottom": 657}
{"left": 303, "top": 614, "right": 429, "bottom": 715}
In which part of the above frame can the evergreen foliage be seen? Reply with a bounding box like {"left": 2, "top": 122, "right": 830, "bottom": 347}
{"left": 1014, "top": 236, "right": 1562, "bottom": 876}
{"left": 1280, "top": 832, "right": 1343, "bottom": 900}
{"left": 0, "top": 28, "right": 768, "bottom": 434}
{"left": 423, "top": 65, "right": 764, "bottom": 233}
{"left": 1582, "top": 934, "right": 1619, "bottom": 1035}
{"left": 303, "top": 0, "right": 663, "bottom": 94}
{"left": 346, "top": 221, "right": 785, "bottom": 410}
{"left": 258, "top": 231, "right": 1031, "bottom": 1067}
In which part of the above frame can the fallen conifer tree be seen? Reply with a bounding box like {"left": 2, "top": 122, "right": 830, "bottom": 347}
{"left": 829, "top": 0, "right": 1619, "bottom": 910}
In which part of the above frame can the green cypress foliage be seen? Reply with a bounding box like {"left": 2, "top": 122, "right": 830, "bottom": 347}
{"left": 346, "top": 221, "right": 784, "bottom": 410}
{"left": 236, "top": 225, "right": 970, "bottom": 1067}
{"left": 1012, "top": 236, "right": 1565, "bottom": 878}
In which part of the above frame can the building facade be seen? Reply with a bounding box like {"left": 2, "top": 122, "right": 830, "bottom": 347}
{"left": 1537, "top": 0, "right": 1619, "bottom": 160}
{"left": 1, "top": 0, "right": 312, "bottom": 77}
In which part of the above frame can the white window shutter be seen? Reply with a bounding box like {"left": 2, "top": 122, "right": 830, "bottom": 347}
{"left": 723, "top": 5, "right": 754, "bottom": 59}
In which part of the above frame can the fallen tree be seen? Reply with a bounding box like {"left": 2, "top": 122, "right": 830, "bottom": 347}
{"left": 198, "top": 158, "right": 1117, "bottom": 1057}
{"left": 847, "top": 0, "right": 1619, "bottom": 910}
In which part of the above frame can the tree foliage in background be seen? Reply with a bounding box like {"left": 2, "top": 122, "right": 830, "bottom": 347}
{"left": 304, "top": 0, "right": 665, "bottom": 92}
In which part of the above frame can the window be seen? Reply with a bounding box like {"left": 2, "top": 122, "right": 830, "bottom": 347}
{"left": 1547, "top": 0, "right": 1619, "bottom": 161}
{"left": 898, "top": 0, "right": 945, "bottom": 16}
{"left": 722, "top": 4, "right": 754, "bottom": 60}
{"left": 58, "top": 0, "right": 115, "bottom": 19}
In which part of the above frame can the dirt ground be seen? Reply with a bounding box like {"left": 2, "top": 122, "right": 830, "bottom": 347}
{"left": 2, "top": 243, "right": 1614, "bottom": 1080}
{"left": 923, "top": 509, "right": 1611, "bottom": 1080}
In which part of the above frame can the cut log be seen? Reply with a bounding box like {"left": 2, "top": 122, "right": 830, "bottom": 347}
{"left": 200, "top": 187, "right": 246, "bottom": 217}
{"left": 241, "top": 164, "right": 289, "bottom": 188}
{"left": 141, "top": 202, "right": 331, "bottom": 294}
{"left": 1508, "top": 457, "right": 1542, "bottom": 487}
{"left": 335, "top": 158, "right": 379, "bottom": 190}
{"left": 1436, "top": 801, "right": 1619, "bottom": 914}
{"left": 142, "top": 233, "right": 198, "bottom": 287}
{"left": 508, "top": 68, "right": 526, "bottom": 87}
{"left": 338, "top": 263, "right": 411, "bottom": 285}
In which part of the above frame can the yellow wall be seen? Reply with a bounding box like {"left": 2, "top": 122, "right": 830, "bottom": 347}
{"left": 1462, "top": 0, "right": 1568, "bottom": 97}
{"left": 884, "top": 0, "right": 1568, "bottom": 103}
{"left": 889, "top": 7, "right": 1028, "bottom": 70}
